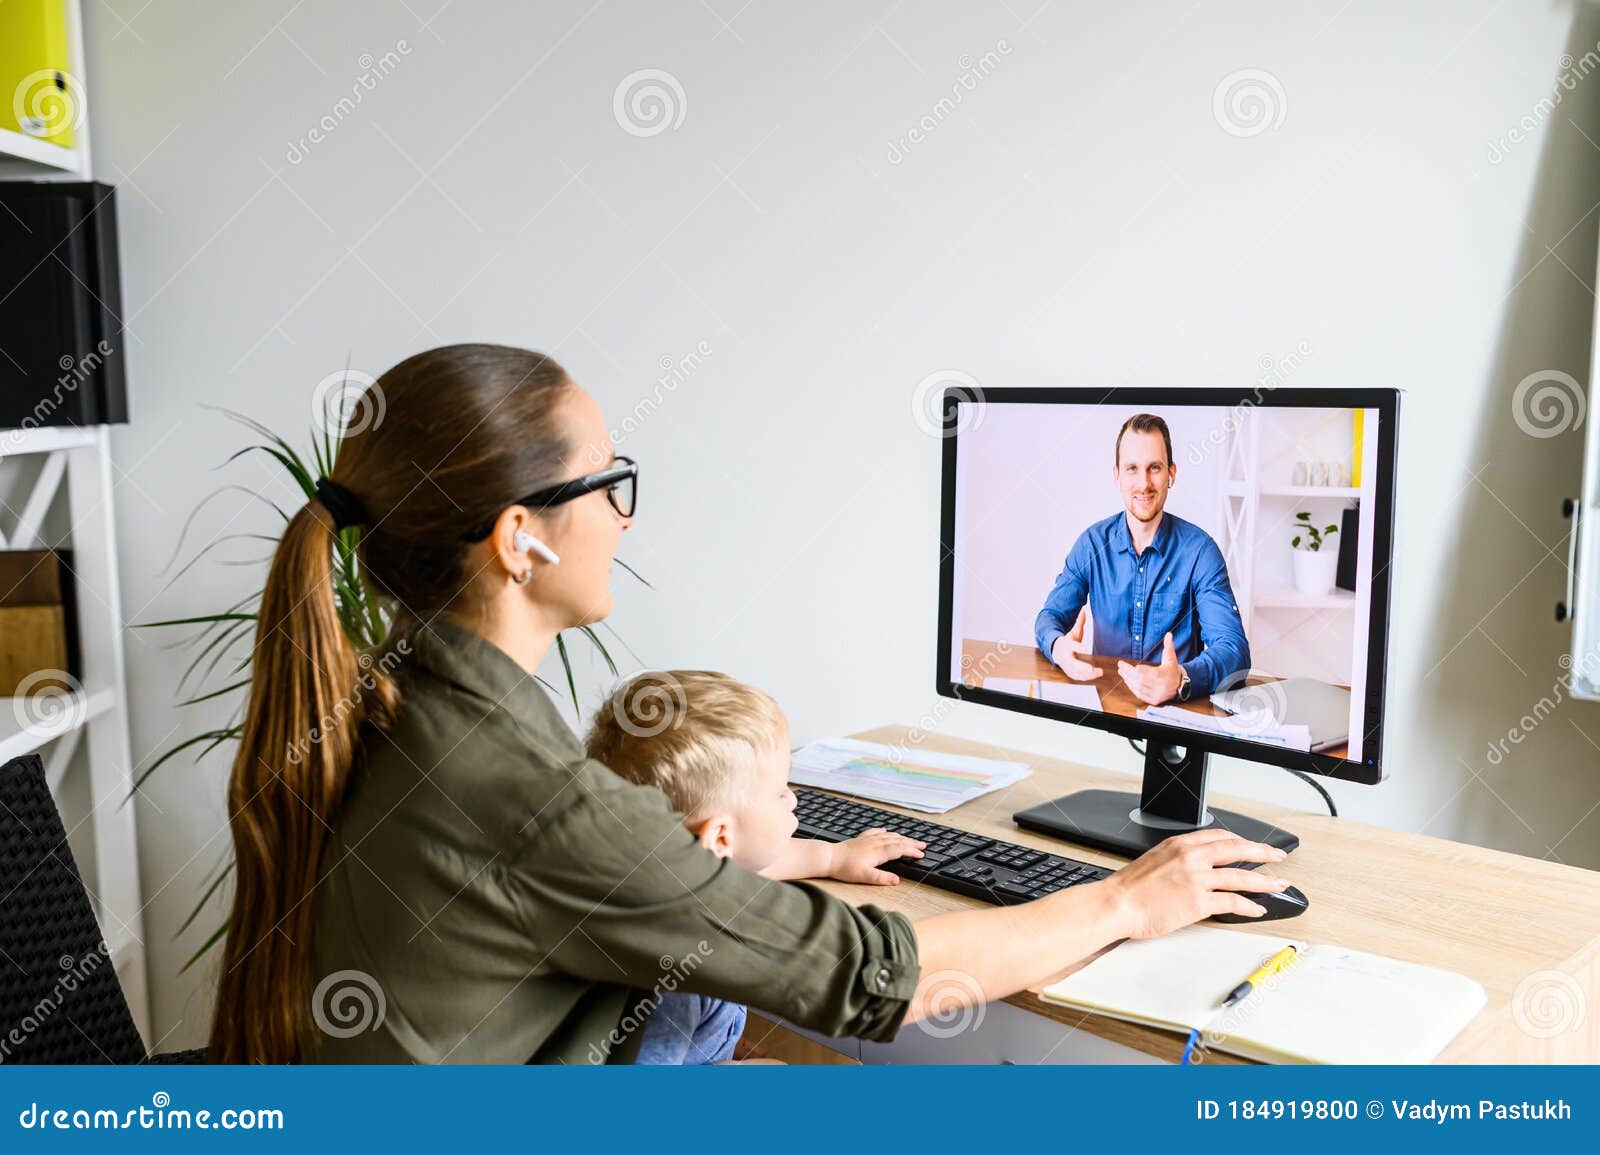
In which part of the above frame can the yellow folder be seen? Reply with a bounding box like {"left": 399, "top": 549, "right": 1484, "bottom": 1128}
{"left": 0, "top": 0, "right": 77, "bottom": 148}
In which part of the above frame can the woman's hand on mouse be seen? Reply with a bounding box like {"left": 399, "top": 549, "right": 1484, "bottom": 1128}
{"left": 1100, "top": 829, "right": 1292, "bottom": 939}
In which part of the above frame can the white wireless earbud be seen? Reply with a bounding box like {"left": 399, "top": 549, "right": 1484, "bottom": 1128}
{"left": 513, "top": 530, "right": 560, "bottom": 566}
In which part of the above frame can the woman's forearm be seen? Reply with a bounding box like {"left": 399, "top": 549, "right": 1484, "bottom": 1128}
{"left": 904, "top": 880, "right": 1134, "bottom": 1022}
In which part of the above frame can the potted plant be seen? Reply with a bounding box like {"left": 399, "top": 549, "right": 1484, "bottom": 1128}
{"left": 1290, "top": 510, "right": 1340, "bottom": 597}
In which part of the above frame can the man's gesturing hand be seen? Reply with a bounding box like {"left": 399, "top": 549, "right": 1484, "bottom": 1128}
{"left": 1117, "top": 631, "right": 1185, "bottom": 705}
{"left": 1050, "top": 607, "right": 1102, "bottom": 681}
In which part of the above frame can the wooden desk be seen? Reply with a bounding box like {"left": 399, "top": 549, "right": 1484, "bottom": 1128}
{"left": 961, "top": 638, "right": 1349, "bottom": 762}
{"left": 772, "top": 724, "right": 1600, "bottom": 1064}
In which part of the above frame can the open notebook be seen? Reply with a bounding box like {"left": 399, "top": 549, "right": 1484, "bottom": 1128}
{"left": 1040, "top": 925, "right": 1487, "bottom": 1064}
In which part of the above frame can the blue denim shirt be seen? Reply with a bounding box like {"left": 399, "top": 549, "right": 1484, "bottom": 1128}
{"left": 1034, "top": 512, "right": 1250, "bottom": 699}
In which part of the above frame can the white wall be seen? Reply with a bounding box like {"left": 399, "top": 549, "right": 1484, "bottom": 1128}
{"left": 82, "top": 0, "right": 1600, "bottom": 1047}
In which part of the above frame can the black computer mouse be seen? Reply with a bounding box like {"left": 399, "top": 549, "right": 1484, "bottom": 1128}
{"left": 1210, "top": 884, "right": 1309, "bottom": 923}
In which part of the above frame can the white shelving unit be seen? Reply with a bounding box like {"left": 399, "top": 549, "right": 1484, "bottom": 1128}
{"left": 2, "top": 0, "right": 147, "bottom": 1039}
{"left": 1216, "top": 404, "right": 1377, "bottom": 688}
{"left": 0, "top": 124, "right": 82, "bottom": 175}
{"left": 0, "top": 426, "right": 147, "bottom": 1039}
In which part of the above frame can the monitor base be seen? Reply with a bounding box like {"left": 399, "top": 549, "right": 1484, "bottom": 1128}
{"left": 1012, "top": 739, "right": 1300, "bottom": 858}
{"left": 1013, "top": 788, "right": 1300, "bottom": 859}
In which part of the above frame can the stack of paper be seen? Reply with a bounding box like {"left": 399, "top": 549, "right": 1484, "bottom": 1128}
{"left": 978, "top": 677, "right": 1041, "bottom": 699}
{"left": 1138, "top": 705, "right": 1312, "bottom": 750}
{"left": 788, "top": 737, "right": 1031, "bottom": 813}
{"left": 972, "top": 678, "right": 1103, "bottom": 713}
{"left": 1039, "top": 681, "right": 1102, "bottom": 710}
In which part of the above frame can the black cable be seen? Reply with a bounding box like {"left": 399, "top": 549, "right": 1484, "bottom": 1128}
{"left": 1283, "top": 768, "right": 1338, "bottom": 817}
{"left": 1126, "top": 737, "right": 1337, "bottom": 817}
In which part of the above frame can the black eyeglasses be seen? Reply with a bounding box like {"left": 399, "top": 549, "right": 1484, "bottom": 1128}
{"left": 463, "top": 456, "right": 637, "bottom": 541}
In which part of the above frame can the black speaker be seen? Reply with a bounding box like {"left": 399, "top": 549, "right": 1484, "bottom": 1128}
{"left": 0, "top": 182, "right": 128, "bottom": 429}
{"left": 1335, "top": 504, "right": 1359, "bottom": 592}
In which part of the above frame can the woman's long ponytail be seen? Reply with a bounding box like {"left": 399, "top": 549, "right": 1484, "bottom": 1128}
{"left": 208, "top": 500, "right": 396, "bottom": 1063}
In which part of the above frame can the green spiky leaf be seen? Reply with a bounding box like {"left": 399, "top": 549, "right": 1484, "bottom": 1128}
{"left": 180, "top": 920, "right": 230, "bottom": 974}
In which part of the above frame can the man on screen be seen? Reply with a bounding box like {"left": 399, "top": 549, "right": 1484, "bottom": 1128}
{"left": 1034, "top": 413, "right": 1250, "bottom": 706}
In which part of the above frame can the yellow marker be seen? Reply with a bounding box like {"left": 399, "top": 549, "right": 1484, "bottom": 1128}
{"left": 1222, "top": 945, "right": 1298, "bottom": 1008}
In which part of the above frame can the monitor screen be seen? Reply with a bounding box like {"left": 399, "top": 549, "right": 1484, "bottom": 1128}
{"left": 940, "top": 389, "right": 1397, "bottom": 780}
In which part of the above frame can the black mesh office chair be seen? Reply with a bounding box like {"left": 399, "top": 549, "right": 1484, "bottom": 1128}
{"left": 0, "top": 753, "right": 204, "bottom": 1063}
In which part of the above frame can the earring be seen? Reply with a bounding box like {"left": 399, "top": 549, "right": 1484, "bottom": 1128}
{"left": 514, "top": 569, "right": 533, "bottom": 586}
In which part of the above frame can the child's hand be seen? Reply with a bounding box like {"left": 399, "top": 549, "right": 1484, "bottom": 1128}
{"left": 829, "top": 828, "right": 925, "bottom": 885}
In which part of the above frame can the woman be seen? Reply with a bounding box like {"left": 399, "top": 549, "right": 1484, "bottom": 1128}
{"left": 209, "top": 344, "right": 1290, "bottom": 1063}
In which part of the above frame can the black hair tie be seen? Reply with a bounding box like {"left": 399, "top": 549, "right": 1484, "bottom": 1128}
{"left": 314, "top": 477, "right": 368, "bottom": 530}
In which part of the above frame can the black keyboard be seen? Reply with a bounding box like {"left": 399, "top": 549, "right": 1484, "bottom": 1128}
{"left": 793, "top": 788, "right": 1112, "bottom": 905}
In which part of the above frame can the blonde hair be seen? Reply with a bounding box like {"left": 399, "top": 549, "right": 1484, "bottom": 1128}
{"left": 585, "top": 670, "right": 787, "bottom": 819}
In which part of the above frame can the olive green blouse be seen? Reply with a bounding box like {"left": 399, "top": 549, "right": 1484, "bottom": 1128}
{"left": 309, "top": 616, "right": 920, "bottom": 1063}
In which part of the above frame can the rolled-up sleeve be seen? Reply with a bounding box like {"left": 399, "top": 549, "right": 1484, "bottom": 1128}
{"left": 504, "top": 761, "right": 920, "bottom": 1042}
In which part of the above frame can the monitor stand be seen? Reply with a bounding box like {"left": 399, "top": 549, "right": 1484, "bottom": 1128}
{"left": 1012, "top": 740, "right": 1300, "bottom": 859}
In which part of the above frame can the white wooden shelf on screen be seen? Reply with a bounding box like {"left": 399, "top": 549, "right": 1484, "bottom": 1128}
{"left": 1252, "top": 586, "right": 1358, "bottom": 611}
{"left": 1222, "top": 482, "right": 1362, "bottom": 500}
{"left": 1215, "top": 403, "right": 1377, "bottom": 692}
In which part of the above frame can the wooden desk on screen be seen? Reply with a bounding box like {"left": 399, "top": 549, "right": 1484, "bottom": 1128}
{"left": 961, "top": 637, "right": 1349, "bottom": 762}
{"left": 747, "top": 724, "right": 1600, "bottom": 1064}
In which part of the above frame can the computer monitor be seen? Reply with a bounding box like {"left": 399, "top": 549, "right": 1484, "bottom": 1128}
{"left": 936, "top": 386, "right": 1400, "bottom": 857}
